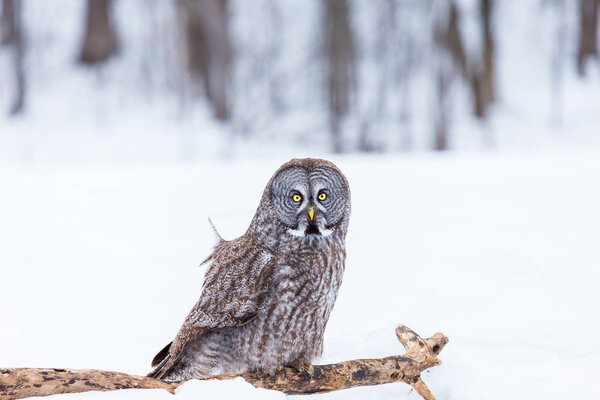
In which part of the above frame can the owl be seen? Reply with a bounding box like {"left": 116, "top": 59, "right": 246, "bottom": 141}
{"left": 148, "top": 158, "right": 351, "bottom": 382}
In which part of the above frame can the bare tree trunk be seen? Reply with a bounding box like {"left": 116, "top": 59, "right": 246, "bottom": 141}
{"left": 550, "top": 0, "right": 567, "bottom": 127}
{"left": 178, "top": 0, "right": 232, "bottom": 121}
{"left": 433, "top": 59, "right": 452, "bottom": 151}
{"left": 432, "top": 1, "right": 464, "bottom": 151}
{"left": 395, "top": 0, "right": 417, "bottom": 152}
{"left": 324, "top": 0, "right": 355, "bottom": 153}
{"left": 1, "top": 0, "right": 15, "bottom": 44}
{"left": 435, "top": 0, "right": 495, "bottom": 120}
{"left": 472, "top": 0, "right": 494, "bottom": 118}
{"left": 576, "top": 0, "right": 599, "bottom": 76}
{"left": 1, "top": 0, "right": 25, "bottom": 115}
{"left": 436, "top": 2, "right": 468, "bottom": 80}
{"left": 79, "top": 0, "right": 118, "bottom": 65}
{"left": 432, "top": 0, "right": 496, "bottom": 149}
{"left": 267, "top": 0, "right": 284, "bottom": 114}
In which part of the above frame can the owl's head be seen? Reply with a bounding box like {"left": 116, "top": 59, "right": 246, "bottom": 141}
{"left": 266, "top": 158, "right": 351, "bottom": 238}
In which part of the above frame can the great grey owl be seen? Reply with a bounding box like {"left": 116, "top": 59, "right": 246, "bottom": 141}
{"left": 148, "top": 158, "right": 351, "bottom": 382}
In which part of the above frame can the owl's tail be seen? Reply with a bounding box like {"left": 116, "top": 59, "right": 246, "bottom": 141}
{"left": 147, "top": 341, "right": 172, "bottom": 379}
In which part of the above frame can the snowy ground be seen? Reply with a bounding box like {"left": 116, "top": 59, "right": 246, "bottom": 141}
{"left": 1, "top": 150, "right": 600, "bottom": 399}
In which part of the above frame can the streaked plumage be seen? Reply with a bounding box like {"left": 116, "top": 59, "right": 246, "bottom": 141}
{"left": 148, "top": 158, "right": 351, "bottom": 382}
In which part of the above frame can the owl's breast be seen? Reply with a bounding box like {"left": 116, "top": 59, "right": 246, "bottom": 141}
{"left": 235, "top": 239, "right": 345, "bottom": 371}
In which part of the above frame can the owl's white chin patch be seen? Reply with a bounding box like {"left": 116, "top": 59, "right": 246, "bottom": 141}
{"left": 319, "top": 227, "right": 333, "bottom": 236}
{"left": 286, "top": 226, "right": 333, "bottom": 237}
{"left": 287, "top": 227, "right": 306, "bottom": 237}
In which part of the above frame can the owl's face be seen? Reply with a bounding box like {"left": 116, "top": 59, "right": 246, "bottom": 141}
{"left": 270, "top": 165, "right": 348, "bottom": 237}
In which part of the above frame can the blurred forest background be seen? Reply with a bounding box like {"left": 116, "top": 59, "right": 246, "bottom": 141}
{"left": 0, "top": 0, "right": 599, "bottom": 163}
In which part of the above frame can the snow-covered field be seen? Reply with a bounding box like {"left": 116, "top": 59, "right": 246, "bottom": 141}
{"left": 2, "top": 150, "right": 599, "bottom": 399}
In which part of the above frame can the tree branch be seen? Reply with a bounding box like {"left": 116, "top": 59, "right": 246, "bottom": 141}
{"left": 0, "top": 325, "right": 447, "bottom": 400}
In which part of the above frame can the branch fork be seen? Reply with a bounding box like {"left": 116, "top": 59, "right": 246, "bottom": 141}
{"left": 0, "top": 325, "right": 447, "bottom": 400}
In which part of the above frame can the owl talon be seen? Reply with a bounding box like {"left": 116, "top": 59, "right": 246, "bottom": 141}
{"left": 306, "top": 364, "right": 314, "bottom": 375}
{"left": 272, "top": 366, "right": 284, "bottom": 384}
{"left": 285, "top": 360, "right": 314, "bottom": 376}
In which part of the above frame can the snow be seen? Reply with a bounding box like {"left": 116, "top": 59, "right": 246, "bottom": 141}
{"left": 2, "top": 150, "right": 599, "bottom": 399}
{"left": 2, "top": 0, "right": 600, "bottom": 398}
{"left": 22, "top": 378, "right": 284, "bottom": 400}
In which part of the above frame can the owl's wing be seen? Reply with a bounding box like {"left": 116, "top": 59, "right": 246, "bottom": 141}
{"left": 148, "top": 239, "right": 274, "bottom": 380}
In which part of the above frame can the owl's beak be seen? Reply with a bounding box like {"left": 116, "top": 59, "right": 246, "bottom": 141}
{"left": 308, "top": 206, "right": 315, "bottom": 221}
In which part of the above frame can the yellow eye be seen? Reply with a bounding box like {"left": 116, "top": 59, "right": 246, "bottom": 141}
{"left": 292, "top": 194, "right": 302, "bottom": 202}
{"left": 318, "top": 192, "right": 327, "bottom": 201}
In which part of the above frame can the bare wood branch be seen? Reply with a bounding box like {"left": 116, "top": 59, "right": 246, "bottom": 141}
{"left": 0, "top": 368, "right": 178, "bottom": 399}
{"left": 0, "top": 325, "right": 447, "bottom": 400}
